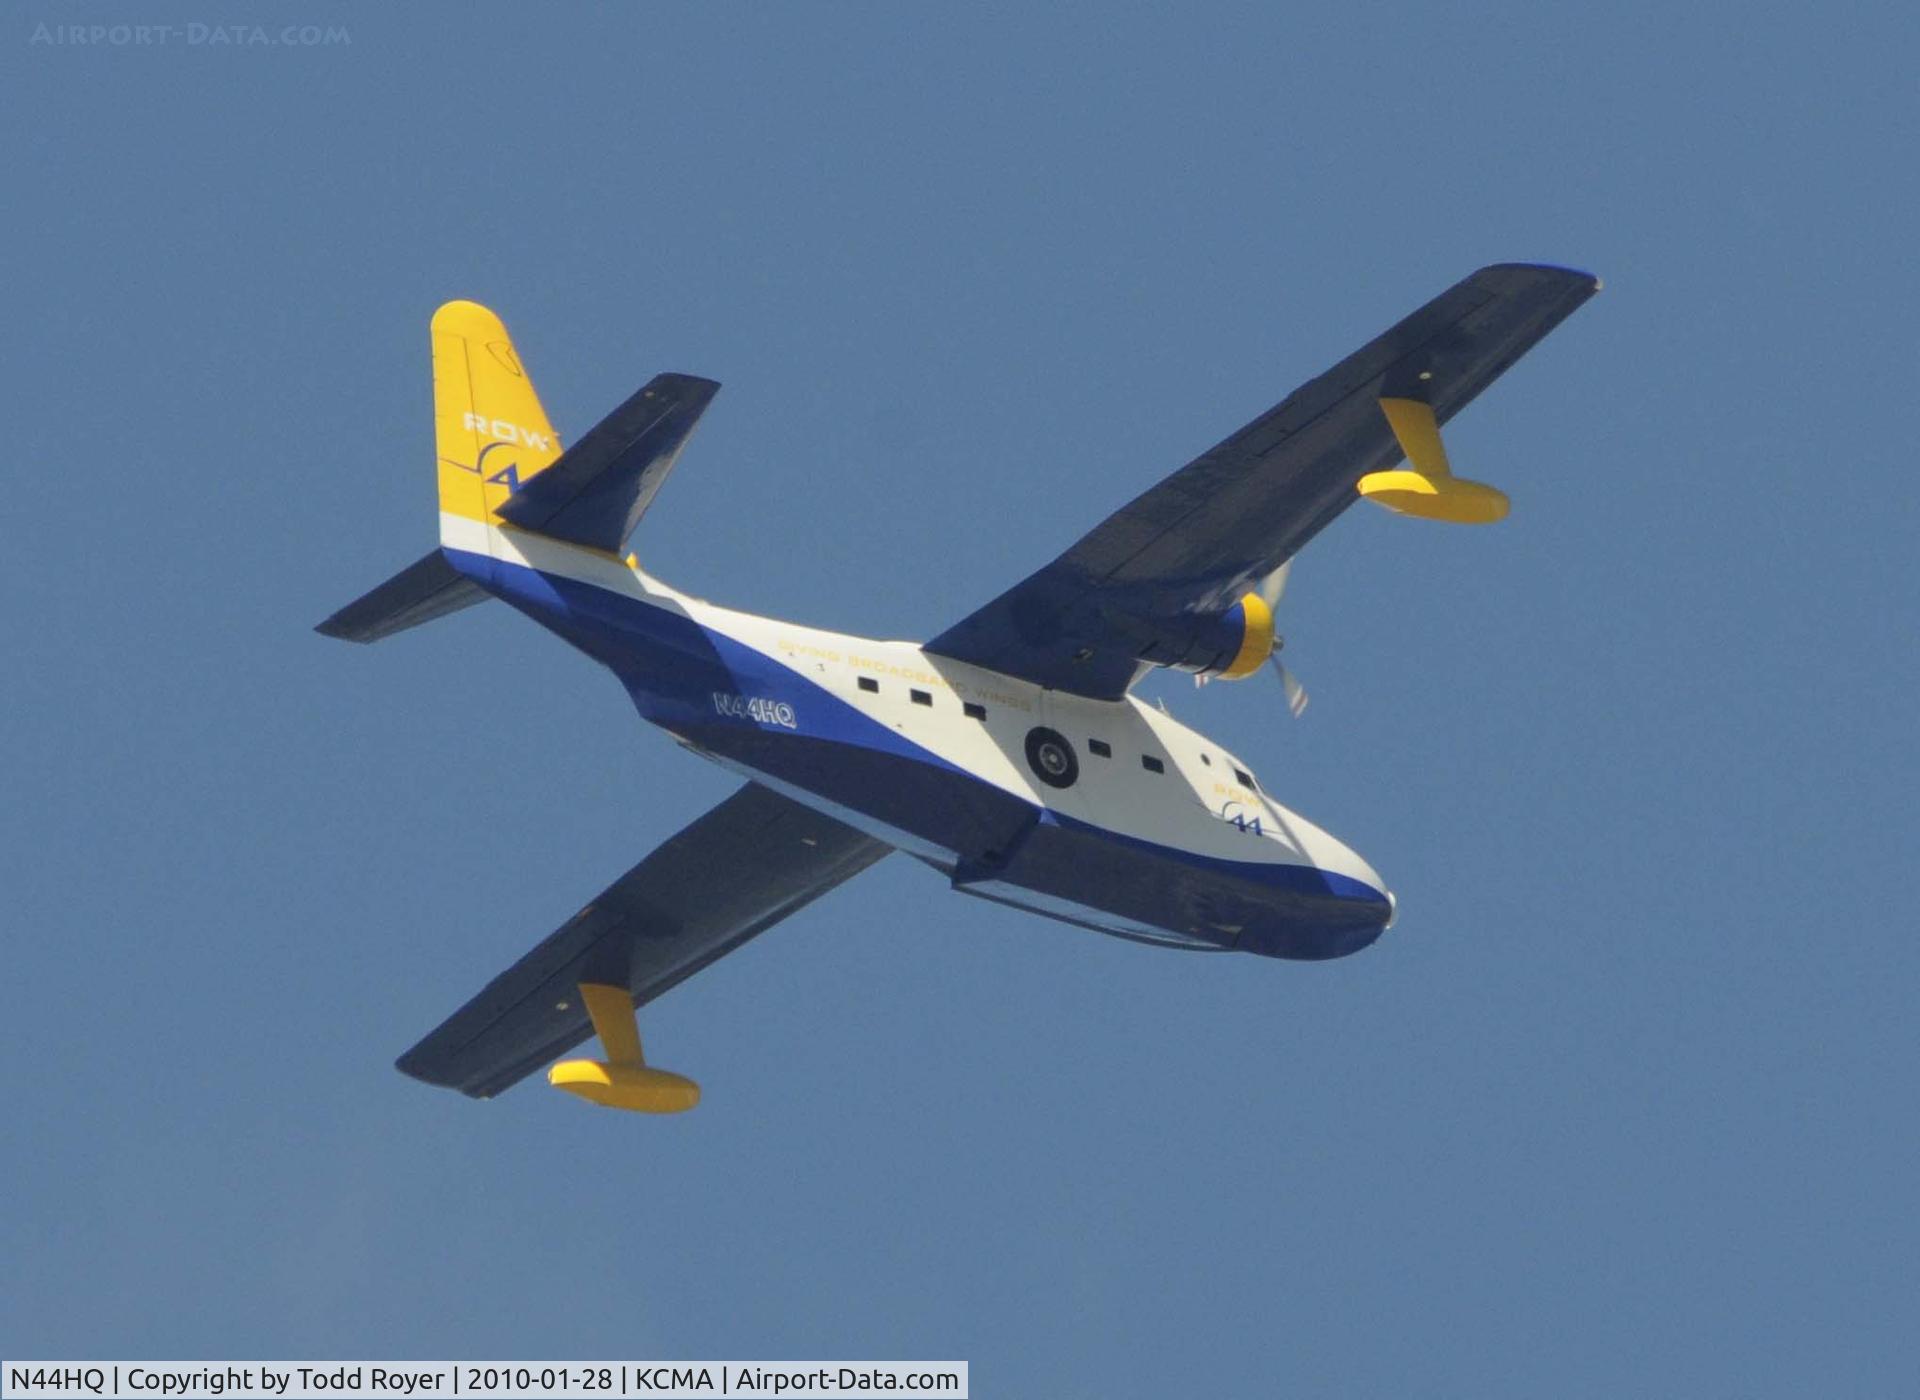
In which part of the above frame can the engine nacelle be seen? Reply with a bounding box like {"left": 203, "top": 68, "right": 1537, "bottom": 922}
{"left": 1146, "top": 591, "right": 1274, "bottom": 681}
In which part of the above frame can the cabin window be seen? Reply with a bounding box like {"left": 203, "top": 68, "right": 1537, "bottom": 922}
{"left": 910, "top": 689, "right": 932, "bottom": 706}
{"left": 1200, "top": 753, "right": 1212, "bottom": 766}
{"left": 858, "top": 676, "right": 879, "bottom": 693}
{"left": 1234, "top": 766, "right": 1256, "bottom": 789}
{"left": 1142, "top": 755, "right": 1165, "bottom": 774}
{"left": 1088, "top": 738, "right": 1112, "bottom": 758}
{"left": 964, "top": 702, "right": 987, "bottom": 720}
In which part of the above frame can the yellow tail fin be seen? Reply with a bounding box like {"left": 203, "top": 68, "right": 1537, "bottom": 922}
{"left": 316, "top": 301, "right": 566, "bottom": 643}
{"left": 432, "top": 301, "right": 564, "bottom": 528}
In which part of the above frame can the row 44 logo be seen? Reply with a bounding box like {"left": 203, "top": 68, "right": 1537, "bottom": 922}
{"left": 462, "top": 412, "right": 555, "bottom": 452}
{"left": 1220, "top": 801, "right": 1265, "bottom": 836}
{"left": 713, "top": 692, "right": 798, "bottom": 729}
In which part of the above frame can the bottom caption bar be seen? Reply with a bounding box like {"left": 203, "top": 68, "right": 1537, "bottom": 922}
{"left": 2, "top": 1364, "right": 968, "bottom": 1400}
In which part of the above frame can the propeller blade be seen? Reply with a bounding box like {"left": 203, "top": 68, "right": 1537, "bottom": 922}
{"left": 1270, "top": 655, "right": 1309, "bottom": 718}
{"left": 1256, "top": 559, "right": 1293, "bottom": 610}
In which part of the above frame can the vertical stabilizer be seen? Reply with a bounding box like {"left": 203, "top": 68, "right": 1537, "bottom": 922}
{"left": 432, "top": 301, "right": 564, "bottom": 543}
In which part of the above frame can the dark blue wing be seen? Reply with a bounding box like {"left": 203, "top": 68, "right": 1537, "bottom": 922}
{"left": 395, "top": 782, "right": 888, "bottom": 1099}
{"left": 924, "top": 264, "right": 1600, "bottom": 698}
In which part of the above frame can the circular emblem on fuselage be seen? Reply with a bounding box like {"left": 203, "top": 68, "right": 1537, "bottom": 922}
{"left": 1023, "top": 726, "right": 1079, "bottom": 789}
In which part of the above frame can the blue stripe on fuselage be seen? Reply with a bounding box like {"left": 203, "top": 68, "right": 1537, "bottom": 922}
{"left": 443, "top": 546, "right": 1390, "bottom": 958}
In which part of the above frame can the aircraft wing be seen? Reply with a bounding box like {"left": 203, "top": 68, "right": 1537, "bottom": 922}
{"left": 396, "top": 782, "right": 889, "bottom": 1099}
{"left": 923, "top": 263, "right": 1600, "bottom": 698}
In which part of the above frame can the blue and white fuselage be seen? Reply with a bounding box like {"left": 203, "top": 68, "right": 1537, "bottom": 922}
{"left": 444, "top": 514, "right": 1396, "bottom": 961}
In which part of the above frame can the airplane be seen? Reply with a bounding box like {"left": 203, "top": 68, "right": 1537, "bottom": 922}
{"left": 320, "top": 263, "right": 1599, "bottom": 1113}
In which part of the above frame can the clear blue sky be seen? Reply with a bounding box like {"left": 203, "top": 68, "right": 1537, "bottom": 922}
{"left": 4, "top": 4, "right": 1915, "bottom": 1394}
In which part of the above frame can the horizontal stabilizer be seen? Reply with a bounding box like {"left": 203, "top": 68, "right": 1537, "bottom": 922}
{"left": 315, "top": 549, "right": 486, "bottom": 643}
{"left": 495, "top": 372, "right": 719, "bottom": 553}
{"left": 396, "top": 782, "right": 887, "bottom": 1099}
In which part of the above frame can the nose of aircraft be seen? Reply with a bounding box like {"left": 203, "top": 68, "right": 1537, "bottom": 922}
{"left": 1230, "top": 796, "right": 1396, "bottom": 958}
{"left": 1316, "top": 870, "right": 1395, "bottom": 958}
{"left": 1310, "top": 828, "right": 1394, "bottom": 918}
{"left": 1265, "top": 821, "right": 1396, "bottom": 959}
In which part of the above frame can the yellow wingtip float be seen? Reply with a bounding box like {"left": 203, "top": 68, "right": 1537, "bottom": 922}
{"left": 1358, "top": 397, "right": 1511, "bottom": 524}
{"left": 547, "top": 983, "right": 701, "bottom": 1113}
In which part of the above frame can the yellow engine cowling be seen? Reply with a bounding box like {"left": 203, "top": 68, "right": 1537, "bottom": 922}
{"left": 1218, "top": 591, "right": 1275, "bottom": 678}
{"left": 1156, "top": 591, "right": 1274, "bottom": 680}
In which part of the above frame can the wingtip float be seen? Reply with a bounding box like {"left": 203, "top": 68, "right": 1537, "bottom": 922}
{"left": 547, "top": 985, "right": 699, "bottom": 1114}
{"left": 1358, "top": 396, "right": 1511, "bottom": 524}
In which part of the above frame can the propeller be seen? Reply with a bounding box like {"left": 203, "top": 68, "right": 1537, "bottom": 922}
{"left": 1257, "top": 560, "right": 1309, "bottom": 717}
{"left": 1270, "top": 651, "right": 1309, "bottom": 718}
{"left": 1256, "top": 559, "right": 1293, "bottom": 610}
{"left": 1191, "top": 559, "right": 1310, "bottom": 716}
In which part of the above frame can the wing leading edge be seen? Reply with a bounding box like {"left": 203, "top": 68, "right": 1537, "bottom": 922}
{"left": 396, "top": 782, "right": 889, "bottom": 1099}
{"left": 924, "top": 263, "right": 1600, "bottom": 698}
